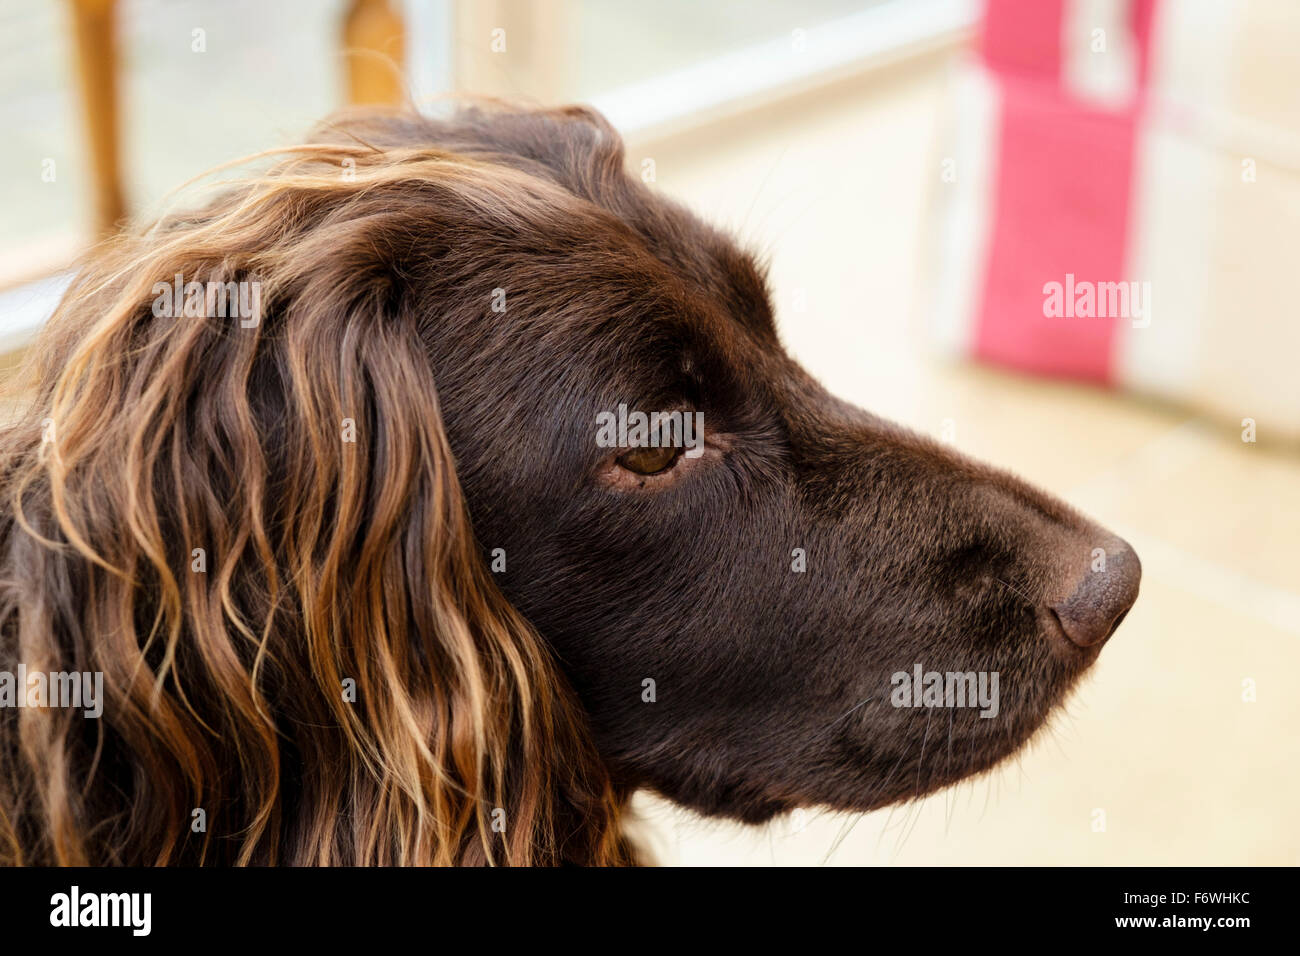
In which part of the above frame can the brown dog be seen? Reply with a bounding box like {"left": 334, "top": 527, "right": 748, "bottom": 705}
{"left": 0, "top": 103, "right": 1138, "bottom": 865}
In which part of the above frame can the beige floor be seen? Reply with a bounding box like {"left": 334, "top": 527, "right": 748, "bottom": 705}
{"left": 627, "top": 55, "right": 1300, "bottom": 865}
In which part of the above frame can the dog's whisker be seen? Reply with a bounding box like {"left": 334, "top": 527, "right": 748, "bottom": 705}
{"left": 994, "top": 576, "right": 1039, "bottom": 610}
{"left": 944, "top": 708, "right": 957, "bottom": 835}
{"left": 738, "top": 144, "right": 792, "bottom": 239}
{"left": 895, "top": 796, "right": 928, "bottom": 859}
{"left": 812, "top": 695, "right": 875, "bottom": 743}
{"left": 912, "top": 705, "right": 935, "bottom": 800}
{"left": 822, "top": 810, "right": 866, "bottom": 865}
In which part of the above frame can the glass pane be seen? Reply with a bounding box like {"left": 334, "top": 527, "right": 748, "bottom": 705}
{"left": 575, "top": 0, "right": 890, "bottom": 96}
{"left": 122, "top": 0, "right": 348, "bottom": 216}
{"left": 0, "top": 0, "right": 349, "bottom": 259}
{"left": 0, "top": 0, "right": 85, "bottom": 251}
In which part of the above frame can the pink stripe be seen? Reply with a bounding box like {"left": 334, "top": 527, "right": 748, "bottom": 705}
{"left": 1132, "top": 0, "right": 1158, "bottom": 91}
{"left": 972, "top": 0, "right": 1159, "bottom": 384}
{"left": 979, "top": 0, "right": 1065, "bottom": 81}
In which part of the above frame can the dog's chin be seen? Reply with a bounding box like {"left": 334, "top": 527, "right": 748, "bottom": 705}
{"left": 653, "top": 710, "right": 1088, "bottom": 829}
{"left": 716, "top": 632, "right": 1102, "bottom": 826}
{"left": 839, "top": 655, "right": 1097, "bottom": 817}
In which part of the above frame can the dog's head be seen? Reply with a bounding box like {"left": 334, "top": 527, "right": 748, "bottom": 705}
{"left": 0, "top": 104, "right": 1137, "bottom": 864}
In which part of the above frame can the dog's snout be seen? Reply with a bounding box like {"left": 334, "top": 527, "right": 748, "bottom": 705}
{"left": 1051, "top": 537, "right": 1141, "bottom": 647}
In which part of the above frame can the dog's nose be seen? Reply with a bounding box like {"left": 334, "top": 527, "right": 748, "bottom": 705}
{"left": 1051, "top": 538, "right": 1141, "bottom": 647}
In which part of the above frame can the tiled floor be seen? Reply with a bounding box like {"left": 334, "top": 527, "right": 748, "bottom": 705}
{"left": 629, "top": 55, "right": 1300, "bottom": 865}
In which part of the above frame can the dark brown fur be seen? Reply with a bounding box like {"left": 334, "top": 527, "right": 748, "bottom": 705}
{"left": 0, "top": 103, "right": 1138, "bottom": 864}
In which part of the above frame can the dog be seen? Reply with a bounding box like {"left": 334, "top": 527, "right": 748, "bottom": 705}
{"left": 0, "top": 103, "right": 1139, "bottom": 865}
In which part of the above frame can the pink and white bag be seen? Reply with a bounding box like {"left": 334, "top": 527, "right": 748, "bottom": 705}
{"left": 927, "top": 0, "right": 1300, "bottom": 442}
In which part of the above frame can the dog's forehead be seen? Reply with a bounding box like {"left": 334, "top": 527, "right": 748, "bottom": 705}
{"left": 479, "top": 194, "right": 775, "bottom": 361}
{"left": 577, "top": 202, "right": 779, "bottom": 352}
{"left": 602, "top": 188, "right": 776, "bottom": 342}
{"left": 409, "top": 105, "right": 777, "bottom": 342}
{"left": 557, "top": 236, "right": 773, "bottom": 383}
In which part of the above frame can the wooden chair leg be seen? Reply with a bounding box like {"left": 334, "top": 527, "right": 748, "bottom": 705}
{"left": 69, "top": 0, "right": 125, "bottom": 236}
{"left": 343, "top": 0, "right": 407, "bottom": 105}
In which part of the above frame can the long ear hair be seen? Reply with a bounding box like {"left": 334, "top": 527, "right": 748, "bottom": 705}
{"left": 0, "top": 117, "right": 636, "bottom": 866}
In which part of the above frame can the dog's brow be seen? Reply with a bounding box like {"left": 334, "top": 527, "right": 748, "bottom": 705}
{"left": 716, "top": 249, "right": 776, "bottom": 337}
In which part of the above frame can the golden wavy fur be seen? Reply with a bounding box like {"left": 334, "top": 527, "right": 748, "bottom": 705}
{"left": 0, "top": 101, "right": 1141, "bottom": 868}
{"left": 0, "top": 114, "right": 635, "bottom": 865}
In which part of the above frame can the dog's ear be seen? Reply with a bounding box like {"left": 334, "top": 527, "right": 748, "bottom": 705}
{"left": 0, "top": 152, "right": 634, "bottom": 865}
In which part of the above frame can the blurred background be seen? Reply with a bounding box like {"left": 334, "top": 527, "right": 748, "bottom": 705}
{"left": 1, "top": 0, "right": 1296, "bottom": 864}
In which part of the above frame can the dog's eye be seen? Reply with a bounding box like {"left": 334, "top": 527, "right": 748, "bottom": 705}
{"left": 616, "top": 445, "right": 682, "bottom": 475}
